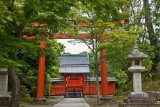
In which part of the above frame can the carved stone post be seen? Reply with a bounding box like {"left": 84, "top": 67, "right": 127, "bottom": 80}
{"left": 0, "top": 68, "right": 11, "bottom": 106}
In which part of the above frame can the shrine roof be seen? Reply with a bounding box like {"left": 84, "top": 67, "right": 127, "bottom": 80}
{"left": 59, "top": 65, "right": 90, "bottom": 74}
{"left": 85, "top": 77, "right": 117, "bottom": 82}
{"left": 59, "top": 54, "right": 90, "bottom": 74}
{"left": 50, "top": 78, "right": 64, "bottom": 82}
{"left": 50, "top": 77, "right": 117, "bottom": 82}
{"left": 59, "top": 54, "right": 89, "bottom": 65}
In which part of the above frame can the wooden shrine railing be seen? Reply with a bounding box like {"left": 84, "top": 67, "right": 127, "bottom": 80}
{"left": 50, "top": 81, "right": 116, "bottom": 96}
{"left": 66, "top": 78, "right": 83, "bottom": 87}
{"left": 83, "top": 82, "right": 116, "bottom": 95}
{"left": 83, "top": 83, "right": 98, "bottom": 95}
{"left": 50, "top": 83, "right": 65, "bottom": 95}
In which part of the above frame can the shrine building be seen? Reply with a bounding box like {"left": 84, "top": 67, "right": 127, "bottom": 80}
{"left": 50, "top": 54, "right": 117, "bottom": 98}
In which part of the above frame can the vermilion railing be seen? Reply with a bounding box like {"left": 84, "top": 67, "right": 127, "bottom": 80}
{"left": 66, "top": 78, "right": 83, "bottom": 87}
{"left": 83, "top": 83, "right": 98, "bottom": 95}
{"left": 50, "top": 83, "right": 65, "bottom": 95}
{"left": 50, "top": 82, "right": 116, "bottom": 96}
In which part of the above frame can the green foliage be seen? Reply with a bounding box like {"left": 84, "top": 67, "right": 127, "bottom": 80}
{"left": 46, "top": 40, "right": 62, "bottom": 78}
{"left": 1, "top": 0, "right": 158, "bottom": 99}
{"left": 64, "top": 0, "right": 136, "bottom": 94}
{"left": 99, "top": 27, "right": 137, "bottom": 68}
{"left": 0, "top": 31, "right": 38, "bottom": 69}
{"left": 20, "top": 97, "right": 33, "bottom": 103}
{"left": 44, "top": 73, "right": 51, "bottom": 96}
{"left": 128, "top": 0, "right": 160, "bottom": 73}
{"left": 17, "top": 39, "right": 62, "bottom": 97}
{"left": 20, "top": 85, "right": 30, "bottom": 98}
{"left": 0, "top": 0, "right": 68, "bottom": 98}
{"left": 108, "top": 66, "right": 128, "bottom": 87}
{"left": 75, "top": 0, "right": 128, "bottom": 22}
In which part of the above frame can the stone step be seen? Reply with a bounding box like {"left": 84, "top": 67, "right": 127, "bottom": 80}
{"left": 123, "top": 98, "right": 155, "bottom": 104}
{"left": 0, "top": 97, "right": 10, "bottom": 106}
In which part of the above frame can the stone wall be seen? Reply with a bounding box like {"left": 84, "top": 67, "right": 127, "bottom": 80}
{"left": 147, "top": 91, "right": 160, "bottom": 104}
{"left": 146, "top": 92, "right": 160, "bottom": 100}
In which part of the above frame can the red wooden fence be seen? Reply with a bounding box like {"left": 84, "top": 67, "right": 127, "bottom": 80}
{"left": 50, "top": 83, "right": 65, "bottom": 95}
{"left": 50, "top": 81, "right": 116, "bottom": 96}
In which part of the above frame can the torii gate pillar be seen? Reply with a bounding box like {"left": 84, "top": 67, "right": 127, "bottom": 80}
{"left": 100, "top": 39, "right": 109, "bottom": 99}
{"left": 35, "top": 41, "right": 46, "bottom": 102}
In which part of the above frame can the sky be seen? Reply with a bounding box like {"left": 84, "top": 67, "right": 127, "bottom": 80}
{"left": 56, "top": 39, "right": 90, "bottom": 54}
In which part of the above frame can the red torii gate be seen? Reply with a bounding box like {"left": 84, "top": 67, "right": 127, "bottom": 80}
{"left": 23, "top": 20, "right": 124, "bottom": 101}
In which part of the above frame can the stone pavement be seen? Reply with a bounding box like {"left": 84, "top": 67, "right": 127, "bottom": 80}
{"left": 52, "top": 98, "right": 90, "bottom": 107}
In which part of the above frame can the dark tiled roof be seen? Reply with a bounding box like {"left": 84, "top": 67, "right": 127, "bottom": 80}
{"left": 85, "top": 77, "right": 117, "bottom": 82}
{"left": 50, "top": 78, "right": 64, "bottom": 82}
{"left": 59, "top": 54, "right": 90, "bottom": 73}
{"left": 59, "top": 65, "right": 90, "bottom": 74}
{"left": 50, "top": 77, "right": 117, "bottom": 82}
{"left": 59, "top": 54, "right": 89, "bottom": 65}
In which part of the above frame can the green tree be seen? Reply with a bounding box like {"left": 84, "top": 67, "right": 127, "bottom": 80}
{"left": 142, "top": 0, "right": 160, "bottom": 74}
{"left": 0, "top": 0, "right": 75, "bottom": 106}
{"left": 99, "top": 27, "right": 137, "bottom": 87}
{"left": 127, "top": 0, "right": 160, "bottom": 75}
{"left": 64, "top": 0, "right": 130, "bottom": 102}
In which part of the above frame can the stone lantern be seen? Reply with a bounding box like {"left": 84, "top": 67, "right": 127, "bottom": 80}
{"left": 123, "top": 44, "right": 155, "bottom": 105}
{"left": 128, "top": 44, "right": 149, "bottom": 98}
{"left": 0, "top": 68, "right": 11, "bottom": 106}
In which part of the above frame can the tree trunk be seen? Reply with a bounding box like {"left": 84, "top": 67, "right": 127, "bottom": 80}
{"left": 143, "top": 0, "right": 159, "bottom": 73}
{"left": 8, "top": 68, "right": 20, "bottom": 107}
{"left": 150, "top": 57, "right": 159, "bottom": 73}
{"left": 93, "top": 53, "right": 100, "bottom": 104}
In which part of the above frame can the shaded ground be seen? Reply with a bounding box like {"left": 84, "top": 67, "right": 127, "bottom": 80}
{"left": 53, "top": 98, "right": 90, "bottom": 107}
{"left": 20, "top": 96, "right": 121, "bottom": 107}
{"left": 20, "top": 96, "right": 64, "bottom": 107}
{"left": 85, "top": 95, "right": 124, "bottom": 107}
{"left": 19, "top": 79, "right": 160, "bottom": 107}
{"left": 20, "top": 94, "right": 160, "bottom": 107}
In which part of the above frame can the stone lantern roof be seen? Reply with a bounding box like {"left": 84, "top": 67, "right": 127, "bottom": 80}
{"left": 128, "top": 44, "right": 147, "bottom": 59}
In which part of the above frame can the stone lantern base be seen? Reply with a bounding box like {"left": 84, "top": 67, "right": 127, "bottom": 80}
{"left": 0, "top": 68, "right": 11, "bottom": 107}
{"left": 0, "top": 93, "right": 11, "bottom": 106}
{"left": 123, "top": 92, "right": 155, "bottom": 106}
{"left": 128, "top": 92, "right": 149, "bottom": 99}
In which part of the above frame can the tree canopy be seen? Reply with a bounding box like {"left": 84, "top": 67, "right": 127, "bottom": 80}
{"left": 0, "top": 0, "right": 159, "bottom": 106}
{"left": 0, "top": 0, "right": 72, "bottom": 106}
